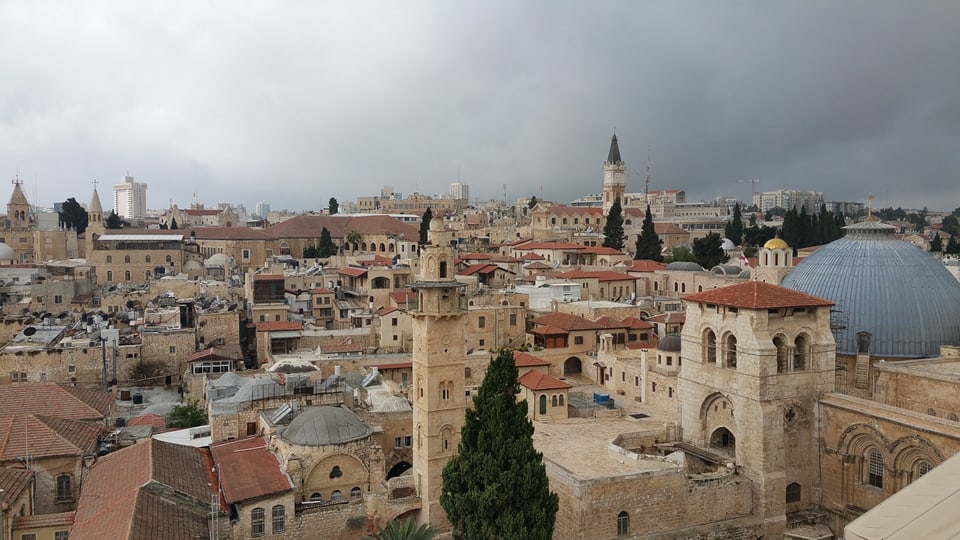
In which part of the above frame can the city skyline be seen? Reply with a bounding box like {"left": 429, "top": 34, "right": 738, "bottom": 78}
{"left": 2, "top": 2, "right": 959, "bottom": 211}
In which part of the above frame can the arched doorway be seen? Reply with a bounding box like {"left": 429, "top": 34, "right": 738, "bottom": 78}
{"left": 563, "top": 357, "right": 582, "bottom": 376}
{"left": 386, "top": 461, "right": 412, "bottom": 480}
{"left": 709, "top": 427, "right": 736, "bottom": 456}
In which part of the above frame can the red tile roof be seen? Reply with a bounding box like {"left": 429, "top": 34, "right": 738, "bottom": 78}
{"left": 580, "top": 246, "right": 624, "bottom": 255}
{"left": 390, "top": 291, "right": 417, "bottom": 304}
{"left": 682, "top": 281, "right": 834, "bottom": 309}
{"left": 71, "top": 439, "right": 213, "bottom": 540}
{"left": 529, "top": 325, "right": 568, "bottom": 336}
{"left": 458, "top": 263, "right": 512, "bottom": 277}
{"left": 338, "top": 266, "right": 368, "bottom": 277}
{"left": 593, "top": 316, "right": 629, "bottom": 329}
{"left": 0, "top": 384, "right": 110, "bottom": 421}
{"left": 12, "top": 511, "right": 74, "bottom": 529}
{"left": 127, "top": 413, "right": 167, "bottom": 429}
{"left": 0, "top": 467, "right": 34, "bottom": 503}
{"left": 519, "top": 253, "right": 545, "bottom": 260}
{"left": 621, "top": 316, "right": 654, "bottom": 329}
{"left": 188, "top": 227, "right": 275, "bottom": 240}
{"left": 377, "top": 306, "right": 399, "bottom": 316}
{"left": 531, "top": 312, "right": 602, "bottom": 331}
{"left": 626, "top": 341, "right": 657, "bottom": 350}
{"left": 255, "top": 321, "right": 303, "bottom": 332}
{"left": 624, "top": 259, "right": 668, "bottom": 272}
{"left": 523, "top": 261, "right": 553, "bottom": 269}
{"left": 188, "top": 346, "right": 243, "bottom": 362}
{"left": 514, "top": 352, "right": 551, "bottom": 367}
{"left": 210, "top": 436, "right": 292, "bottom": 504}
{"left": 518, "top": 370, "right": 572, "bottom": 391}
{"left": 0, "top": 415, "right": 100, "bottom": 461}
{"left": 516, "top": 242, "right": 584, "bottom": 250}
{"left": 654, "top": 223, "right": 688, "bottom": 235}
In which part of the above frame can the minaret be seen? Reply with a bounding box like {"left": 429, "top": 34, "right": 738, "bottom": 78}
{"left": 87, "top": 185, "right": 105, "bottom": 240}
{"left": 411, "top": 216, "right": 467, "bottom": 529}
{"left": 602, "top": 132, "right": 626, "bottom": 215}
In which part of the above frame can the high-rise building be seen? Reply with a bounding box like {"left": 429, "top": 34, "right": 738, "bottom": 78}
{"left": 449, "top": 182, "right": 469, "bottom": 202}
{"left": 112, "top": 175, "right": 148, "bottom": 220}
{"left": 255, "top": 201, "right": 270, "bottom": 220}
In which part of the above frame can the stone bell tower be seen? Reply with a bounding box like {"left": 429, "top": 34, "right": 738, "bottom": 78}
{"left": 602, "top": 132, "right": 626, "bottom": 215}
{"left": 411, "top": 216, "right": 467, "bottom": 529}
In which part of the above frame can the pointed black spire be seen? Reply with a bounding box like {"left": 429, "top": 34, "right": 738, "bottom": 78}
{"left": 606, "top": 133, "right": 623, "bottom": 165}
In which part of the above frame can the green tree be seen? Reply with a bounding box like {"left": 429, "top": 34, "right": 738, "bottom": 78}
{"left": 170, "top": 217, "right": 179, "bottom": 230}
{"left": 724, "top": 203, "right": 743, "bottom": 246}
{"left": 364, "top": 518, "right": 436, "bottom": 540}
{"left": 328, "top": 197, "right": 339, "bottom": 215}
{"left": 946, "top": 235, "right": 960, "bottom": 255}
{"left": 602, "top": 198, "right": 625, "bottom": 251}
{"left": 692, "top": 232, "right": 729, "bottom": 269}
{"left": 345, "top": 230, "right": 361, "bottom": 255}
{"left": 318, "top": 227, "right": 338, "bottom": 257}
{"left": 668, "top": 245, "right": 698, "bottom": 263}
{"left": 634, "top": 205, "right": 663, "bottom": 261}
{"left": 58, "top": 197, "right": 89, "bottom": 233}
{"left": 105, "top": 211, "right": 125, "bottom": 229}
{"left": 166, "top": 399, "right": 207, "bottom": 429}
{"left": 420, "top": 207, "right": 433, "bottom": 244}
{"left": 441, "top": 348, "right": 558, "bottom": 540}
{"left": 527, "top": 196, "right": 538, "bottom": 209}
{"left": 930, "top": 233, "right": 943, "bottom": 252}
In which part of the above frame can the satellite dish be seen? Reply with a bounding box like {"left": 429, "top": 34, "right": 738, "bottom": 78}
{"left": 23, "top": 326, "right": 37, "bottom": 336}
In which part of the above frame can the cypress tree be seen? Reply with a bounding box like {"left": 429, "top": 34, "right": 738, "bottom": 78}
{"left": 602, "top": 198, "right": 626, "bottom": 251}
{"left": 634, "top": 205, "right": 663, "bottom": 261}
{"left": 318, "top": 227, "right": 337, "bottom": 257}
{"left": 929, "top": 233, "right": 943, "bottom": 252}
{"left": 441, "top": 348, "right": 558, "bottom": 540}
{"left": 724, "top": 203, "right": 743, "bottom": 246}
{"left": 946, "top": 235, "right": 960, "bottom": 255}
{"left": 692, "top": 232, "right": 729, "bottom": 269}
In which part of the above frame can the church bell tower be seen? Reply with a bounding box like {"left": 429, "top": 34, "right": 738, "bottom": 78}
{"left": 411, "top": 216, "right": 467, "bottom": 529}
{"left": 602, "top": 132, "right": 626, "bottom": 215}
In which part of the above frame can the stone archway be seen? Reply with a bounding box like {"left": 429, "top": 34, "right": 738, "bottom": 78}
{"left": 710, "top": 427, "right": 736, "bottom": 456}
{"left": 563, "top": 357, "right": 582, "bottom": 375}
{"left": 386, "top": 461, "right": 412, "bottom": 480}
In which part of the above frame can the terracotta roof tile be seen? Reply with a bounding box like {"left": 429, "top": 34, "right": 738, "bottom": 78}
{"left": 338, "top": 266, "right": 368, "bottom": 277}
{"left": 12, "top": 511, "right": 74, "bottom": 529}
{"left": 513, "top": 352, "right": 551, "bottom": 367}
{"left": 127, "top": 413, "right": 167, "bottom": 429}
{"left": 621, "top": 316, "right": 654, "bottom": 329}
{"left": 531, "top": 312, "right": 602, "bottom": 331}
{"left": 682, "top": 281, "right": 834, "bottom": 310}
{"left": 515, "top": 242, "right": 584, "bottom": 250}
{"left": 210, "top": 436, "right": 293, "bottom": 504}
{"left": 624, "top": 259, "right": 668, "bottom": 272}
{"left": 0, "top": 415, "right": 100, "bottom": 461}
{"left": 529, "top": 325, "right": 568, "bottom": 336}
{"left": 268, "top": 214, "right": 419, "bottom": 240}
{"left": 580, "top": 246, "right": 624, "bottom": 255}
{"left": 593, "top": 316, "right": 629, "bottom": 329}
{"left": 518, "top": 370, "right": 572, "bottom": 391}
{"left": 255, "top": 321, "right": 303, "bottom": 332}
{"left": 654, "top": 223, "right": 687, "bottom": 235}
{"left": 556, "top": 270, "right": 635, "bottom": 282}
{"left": 0, "top": 468, "right": 34, "bottom": 504}
{"left": 0, "top": 384, "right": 109, "bottom": 421}
{"left": 188, "top": 226, "right": 275, "bottom": 240}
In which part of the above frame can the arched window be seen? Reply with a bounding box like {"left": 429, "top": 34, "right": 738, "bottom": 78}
{"left": 124, "top": 270, "right": 131, "bottom": 281}
{"left": 551, "top": 395, "right": 558, "bottom": 407}
{"left": 106, "top": 270, "right": 113, "bottom": 281}
{"left": 681, "top": 283, "right": 686, "bottom": 293}
{"left": 617, "top": 511, "right": 630, "bottom": 537}
{"left": 145, "top": 255, "right": 151, "bottom": 263}
{"left": 351, "top": 487, "right": 362, "bottom": 499}
{"left": 380, "top": 243, "right": 386, "bottom": 252}
{"left": 145, "top": 270, "right": 151, "bottom": 279}
{"left": 704, "top": 330, "right": 717, "bottom": 364}
{"left": 329, "top": 466, "right": 342, "bottom": 479}
{"left": 56, "top": 474, "right": 72, "bottom": 501}
{"left": 106, "top": 255, "right": 112, "bottom": 263}
{"left": 251, "top": 508, "right": 265, "bottom": 537}
{"left": 539, "top": 394, "right": 547, "bottom": 415}
{"left": 868, "top": 448, "right": 884, "bottom": 488}
{"left": 271, "top": 505, "right": 285, "bottom": 533}
{"left": 559, "top": 394, "right": 564, "bottom": 406}
{"left": 786, "top": 482, "right": 801, "bottom": 504}
{"left": 331, "top": 490, "right": 343, "bottom": 502}
{"left": 724, "top": 334, "right": 737, "bottom": 368}
{"left": 124, "top": 255, "right": 130, "bottom": 263}
{"left": 439, "top": 260, "right": 448, "bottom": 278}
{"left": 917, "top": 461, "right": 933, "bottom": 478}
{"left": 309, "top": 492, "right": 323, "bottom": 502}
{"left": 794, "top": 334, "right": 809, "bottom": 370}
{"left": 773, "top": 334, "right": 788, "bottom": 373}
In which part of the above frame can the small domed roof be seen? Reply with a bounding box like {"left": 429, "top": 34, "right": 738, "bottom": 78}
{"left": 711, "top": 264, "right": 743, "bottom": 276}
{"left": 0, "top": 242, "right": 14, "bottom": 260}
{"left": 204, "top": 253, "right": 233, "bottom": 268}
{"left": 764, "top": 238, "right": 789, "bottom": 250}
{"left": 720, "top": 238, "right": 736, "bottom": 251}
{"left": 657, "top": 334, "right": 682, "bottom": 352}
{"left": 665, "top": 261, "right": 704, "bottom": 272}
{"left": 429, "top": 216, "right": 445, "bottom": 232}
{"left": 183, "top": 260, "right": 203, "bottom": 271}
{"left": 281, "top": 406, "right": 373, "bottom": 446}
{"left": 737, "top": 269, "right": 752, "bottom": 279}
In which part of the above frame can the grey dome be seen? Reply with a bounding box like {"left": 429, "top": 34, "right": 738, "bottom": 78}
{"left": 711, "top": 265, "right": 743, "bottom": 276}
{"left": 665, "top": 261, "right": 704, "bottom": 272}
{"left": 737, "top": 269, "right": 752, "bottom": 279}
{"left": 657, "top": 334, "right": 682, "bottom": 352}
{"left": 781, "top": 221, "right": 960, "bottom": 358}
{"left": 0, "top": 242, "right": 14, "bottom": 260}
{"left": 281, "top": 406, "right": 373, "bottom": 446}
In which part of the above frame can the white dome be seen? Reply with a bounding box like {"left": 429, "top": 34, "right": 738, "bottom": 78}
{"left": 0, "top": 243, "right": 14, "bottom": 261}
{"left": 720, "top": 238, "right": 736, "bottom": 251}
{"left": 204, "top": 253, "right": 233, "bottom": 268}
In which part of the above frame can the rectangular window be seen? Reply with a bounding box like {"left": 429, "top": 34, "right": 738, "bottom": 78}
{"left": 54, "top": 295, "right": 63, "bottom": 304}
{"left": 21, "top": 535, "right": 37, "bottom": 540}
{"left": 169, "top": 346, "right": 176, "bottom": 354}
{"left": 394, "top": 437, "right": 402, "bottom": 449}
{"left": 392, "top": 318, "right": 398, "bottom": 326}
{"left": 479, "top": 339, "right": 485, "bottom": 347}
{"left": 509, "top": 313, "right": 517, "bottom": 326}
{"left": 404, "top": 435, "right": 412, "bottom": 447}
{"left": 478, "top": 316, "right": 485, "bottom": 328}
{"left": 574, "top": 336, "right": 584, "bottom": 345}
{"left": 242, "top": 249, "right": 251, "bottom": 260}
{"left": 55, "top": 532, "right": 69, "bottom": 540}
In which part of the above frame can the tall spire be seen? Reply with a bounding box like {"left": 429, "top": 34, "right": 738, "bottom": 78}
{"left": 606, "top": 132, "right": 623, "bottom": 165}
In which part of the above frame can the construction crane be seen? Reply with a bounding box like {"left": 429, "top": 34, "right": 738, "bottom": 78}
{"left": 739, "top": 178, "right": 760, "bottom": 204}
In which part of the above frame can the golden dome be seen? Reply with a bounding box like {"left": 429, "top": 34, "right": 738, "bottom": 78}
{"left": 763, "top": 238, "right": 789, "bottom": 250}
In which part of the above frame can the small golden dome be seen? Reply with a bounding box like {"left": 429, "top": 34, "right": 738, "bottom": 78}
{"left": 763, "top": 238, "right": 789, "bottom": 250}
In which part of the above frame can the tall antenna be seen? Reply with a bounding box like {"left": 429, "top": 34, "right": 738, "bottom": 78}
{"left": 644, "top": 145, "right": 652, "bottom": 204}
{"left": 503, "top": 183, "right": 507, "bottom": 206}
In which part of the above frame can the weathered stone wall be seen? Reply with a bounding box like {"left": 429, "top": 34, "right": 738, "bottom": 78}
{"left": 140, "top": 329, "right": 196, "bottom": 384}
{"left": 1, "top": 343, "right": 141, "bottom": 387}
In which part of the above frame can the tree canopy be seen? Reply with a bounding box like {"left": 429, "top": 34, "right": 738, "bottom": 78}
{"left": 420, "top": 207, "right": 433, "bottom": 244}
{"left": 602, "top": 198, "right": 625, "bottom": 251}
{"left": 930, "top": 233, "right": 943, "bottom": 252}
{"left": 527, "top": 196, "right": 538, "bottom": 209}
{"left": 441, "top": 348, "right": 558, "bottom": 540}
{"left": 946, "top": 235, "right": 960, "bottom": 255}
{"left": 58, "top": 197, "right": 89, "bottom": 233}
{"left": 318, "top": 227, "right": 338, "bottom": 257}
{"left": 692, "top": 233, "right": 729, "bottom": 269}
{"left": 165, "top": 399, "right": 207, "bottom": 429}
{"left": 105, "top": 211, "right": 126, "bottom": 229}
{"left": 328, "top": 197, "right": 339, "bottom": 215}
{"left": 634, "top": 205, "right": 663, "bottom": 261}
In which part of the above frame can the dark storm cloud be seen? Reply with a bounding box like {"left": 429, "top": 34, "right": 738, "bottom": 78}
{"left": 0, "top": 1, "right": 957, "bottom": 212}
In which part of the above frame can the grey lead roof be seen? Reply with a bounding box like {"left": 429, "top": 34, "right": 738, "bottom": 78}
{"left": 781, "top": 222, "right": 960, "bottom": 358}
{"left": 281, "top": 406, "right": 373, "bottom": 446}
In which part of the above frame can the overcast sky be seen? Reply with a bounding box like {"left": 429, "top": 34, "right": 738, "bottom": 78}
{"left": 1, "top": 1, "right": 958, "bottom": 213}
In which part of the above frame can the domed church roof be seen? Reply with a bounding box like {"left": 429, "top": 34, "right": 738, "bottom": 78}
{"left": 281, "top": 406, "right": 373, "bottom": 446}
{"left": 763, "top": 237, "right": 789, "bottom": 250}
{"left": 781, "top": 221, "right": 960, "bottom": 358}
